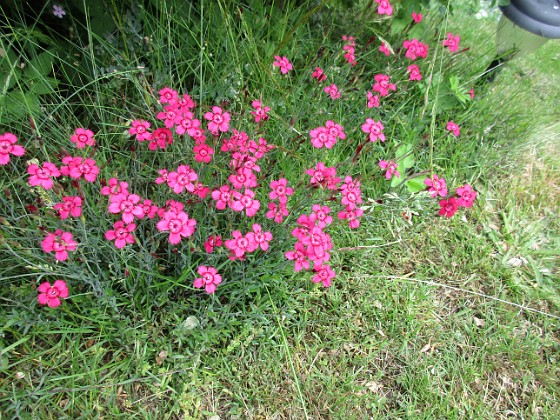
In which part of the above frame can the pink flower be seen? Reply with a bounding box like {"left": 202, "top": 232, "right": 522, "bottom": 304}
{"left": 312, "top": 67, "right": 327, "bottom": 82}
{"left": 375, "top": 0, "right": 393, "bottom": 16}
{"left": 225, "top": 230, "right": 257, "bottom": 259}
{"left": 342, "top": 36, "right": 357, "bottom": 66}
{"left": 379, "top": 42, "right": 391, "bottom": 56}
{"left": 193, "top": 143, "right": 214, "bottom": 163}
{"left": 155, "top": 169, "right": 169, "bottom": 185}
{"left": 204, "top": 106, "right": 231, "bottom": 134}
{"left": 372, "top": 74, "right": 396, "bottom": 97}
{"left": 250, "top": 100, "right": 271, "bottom": 123}
{"left": 300, "top": 226, "right": 332, "bottom": 264}
{"left": 456, "top": 184, "right": 477, "bottom": 208}
{"left": 204, "top": 235, "right": 223, "bottom": 253}
{"left": 337, "top": 205, "right": 364, "bottom": 229}
{"left": 157, "top": 103, "right": 181, "bottom": 128}
{"left": 53, "top": 196, "right": 82, "bottom": 220}
{"left": 403, "top": 39, "right": 429, "bottom": 61}
{"left": 312, "top": 264, "right": 335, "bottom": 287}
{"left": 105, "top": 220, "right": 136, "bottom": 249}
{"left": 246, "top": 223, "right": 273, "bottom": 251}
{"left": 0, "top": 133, "right": 25, "bottom": 165}
{"left": 156, "top": 210, "right": 197, "bottom": 244}
{"left": 178, "top": 93, "right": 195, "bottom": 111}
{"left": 167, "top": 165, "right": 198, "bottom": 194}
{"left": 228, "top": 167, "right": 257, "bottom": 190}
{"left": 285, "top": 242, "right": 310, "bottom": 272}
{"left": 108, "top": 193, "right": 144, "bottom": 223}
{"left": 446, "top": 121, "right": 460, "bottom": 137}
{"left": 149, "top": 128, "right": 173, "bottom": 150}
{"left": 212, "top": 185, "right": 234, "bottom": 210}
{"left": 139, "top": 199, "right": 159, "bottom": 219}
{"left": 159, "top": 87, "right": 179, "bottom": 104}
{"left": 41, "top": 230, "right": 78, "bottom": 261}
{"left": 469, "top": 88, "right": 475, "bottom": 100}
{"left": 27, "top": 162, "right": 61, "bottom": 189}
{"left": 129, "top": 120, "right": 152, "bottom": 141}
{"left": 324, "top": 84, "right": 341, "bottom": 100}
{"left": 174, "top": 112, "right": 196, "bottom": 135}
{"left": 379, "top": 160, "right": 400, "bottom": 179}
{"left": 70, "top": 128, "right": 95, "bottom": 149}
{"left": 266, "top": 202, "right": 289, "bottom": 224}
{"left": 367, "top": 91, "right": 380, "bottom": 108}
{"left": 193, "top": 266, "right": 223, "bottom": 294}
{"left": 340, "top": 187, "right": 363, "bottom": 209}
{"left": 60, "top": 156, "right": 99, "bottom": 182}
{"left": 411, "top": 12, "right": 423, "bottom": 23}
{"left": 310, "top": 126, "right": 335, "bottom": 149}
{"left": 325, "top": 120, "right": 346, "bottom": 141}
{"left": 37, "top": 280, "right": 69, "bottom": 307}
{"left": 439, "top": 197, "right": 459, "bottom": 218}
{"left": 269, "top": 178, "right": 294, "bottom": 203}
{"left": 407, "top": 64, "right": 422, "bottom": 81}
{"left": 100, "top": 178, "right": 129, "bottom": 197}
{"left": 306, "top": 162, "right": 340, "bottom": 190}
{"left": 424, "top": 174, "right": 448, "bottom": 197}
{"left": 231, "top": 189, "right": 261, "bottom": 217}
{"left": 443, "top": 33, "right": 461, "bottom": 52}
{"left": 193, "top": 182, "right": 210, "bottom": 199}
{"left": 310, "top": 204, "right": 332, "bottom": 228}
{"left": 361, "top": 118, "right": 385, "bottom": 142}
{"left": 273, "top": 56, "right": 293, "bottom": 74}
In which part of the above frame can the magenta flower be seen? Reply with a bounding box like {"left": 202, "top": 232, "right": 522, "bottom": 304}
{"left": 424, "top": 174, "right": 448, "bottom": 197}
{"left": 324, "top": 84, "right": 341, "bottom": 100}
{"left": 443, "top": 33, "right": 461, "bottom": 52}
{"left": 229, "top": 167, "right": 257, "bottom": 190}
{"left": 158, "top": 87, "right": 179, "bottom": 104}
{"left": 273, "top": 56, "right": 293, "bottom": 74}
{"left": 266, "top": 202, "right": 289, "bottom": 224}
{"left": 193, "top": 182, "right": 210, "bottom": 199}
{"left": 285, "top": 242, "right": 310, "bottom": 272}
{"left": 167, "top": 165, "right": 198, "bottom": 194}
{"left": 412, "top": 12, "right": 423, "bottom": 23}
{"left": 379, "top": 42, "right": 391, "bottom": 56}
{"left": 439, "top": 197, "right": 459, "bottom": 218}
{"left": 100, "top": 178, "right": 129, "bottom": 197}
{"left": 300, "top": 226, "right": 332, "bottom": 264}
{"left": 373, "top": 74, "right": 396, "bottom": 97}
{"left": 250, "top": 100, "right": 271, "bottom": 123}
{"left": 312, "top": 67, "right": 327, "bottom": 82}
{"left": 342, "top": 36, "right": 357, "bottom": 66}
{"left": 469, "top": 88, "right": 475, "bottom": 100}
{"left": 312, "top": 264, "right": 335, "bottom": 287}
{"left": 306, "top": 162, "right": 340, "bottom": 190}
{"left": 379, "top": 160, "right": 400, "bottom": 180}
{"left": 105, "top": 221, "right": 136, "bottom": 249}
{"left": 337, "top": 205, "right": 364, "bottom": 229}
{"left": 156, "top": 210, "right": 197, "bottom": 244}
{"left": 361, "top": 118, "right": 385, "bottom": 142}
{"left": 193, "top": 266, "right": 223, "bottom": 294}
{"left": 246, "top": 223, "right": 273, "bottom": 251}
{"left": 193, "top": 143, "right": 214, "bottom": 163}
{"left": 38, "top": 280, "right": 69, "bottom": 308}
{"left": 269, "top": 178, "right": 294, "bottom": 204}
{"left": 0, "top": 133, "right": 25, "bottom": 165}
{"left": 231, "top": 189, "right": 261, "bottom": 217}
{"left": 155, "top": 169, "right": 169, "bottom": 185}
{"left": 175, "top": 112, "right": 196, "bottom": 135}
{"left": 403, "top": 39, "right": 429, "bottom": 61}
{"left": 310, "top": 126, "right": 335, "bottom": 149}
{"left": 53, "top": 196, "right": 82, "bottom": 220}
{"left": 407, "top": 64, "right": 422, "bottom": 81}
{"left": 41, "top": 230, "right": 78, "bottom": 261}
{"left": 70, "top": 128, "right": 95, "bottom": 149}
{"left": 375, "top": 0, "right": 393, "bottom": 16}
{"left": 367, "top": 91, "right": 380, "bottom": 108}
{"left": 225, "top": 230, "right": 257, "bottom": 259}
{"left": 325, "top": 120, "right": 346, "bottom": 141}
{"left": 212, "top": 185, "right": 234, "bottom": 210}
{"left": 129, "top": 120, "right": 152, "bottom": 141}
{"left": 60, "top": 156, "right": 99, "bottom": 182}
{"left": 108, "top": 193, "right": 144, "bottom": 223}
{"left": 456, "top": 184, "right": 477, "bottom": 208}
{"left": 204, "top": 106, "right": 231, "bottom": 134}
{"left": 149, "top": 128, "right": 173, "bottom": 150}
{"left": 157, "top": 103, "right": 181, "bottom": 128}
{"left": 139, "top": 199, "right": 159, "bottom": 219}
{"left": 204, "top": 235, "right": 223, "bottom": 253}
{"left": 27, "top": 162, "right": 61, "bottom": 190}
{"left": 446, "top": 121, "right": 460, "bottom": 137}
{"left": 310, "top": 204, "right": 332, "bottom": 228}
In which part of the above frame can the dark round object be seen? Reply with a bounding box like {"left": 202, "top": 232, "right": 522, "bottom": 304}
{"left": 500, "top": 0, "right": 560, "bottom": 38}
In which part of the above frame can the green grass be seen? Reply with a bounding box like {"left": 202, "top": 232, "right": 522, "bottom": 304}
{"left": 1, "top": 0, "right": 559, "bottom": 417}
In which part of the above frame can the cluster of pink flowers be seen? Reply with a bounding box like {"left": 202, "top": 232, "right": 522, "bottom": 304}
{"left": 324, "top": 84, "right": 341, "bottom": 100}
{"left": 251, "top": 100, "right": 271, "bottom": 123}
{"left": 443, "top": 33, "right": 461, "bottom": 52}
{"left": 403, "top": 39, "right": 429, "bottom": 61}
{"left": 411, "top": 12, "right": 423, "bottom": 23}
{"left": 312, "top": 67, "right": 327, "bottom": 82}
{"left": 342, "top": 35, "right": 357, "bottom": 66}
{"left": 310, "top": 120, "right": 346, "bottom": 149}
{"left": 424, "top": 174, "right": 477, "bottom": 218}
{"left": 225, "top": 223, "right": 273, "bottom": 260}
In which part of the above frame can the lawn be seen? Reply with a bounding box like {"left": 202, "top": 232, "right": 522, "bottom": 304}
{"left": 0, "top": 0, "right": 558, "bottom": 417}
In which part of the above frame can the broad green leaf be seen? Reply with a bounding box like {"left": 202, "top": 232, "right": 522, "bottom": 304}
{"left": 25, "top": 51, "right": 54, "bottom": 79}
{"left": 405, "top": 176, "right": 426, "bottom": 193}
